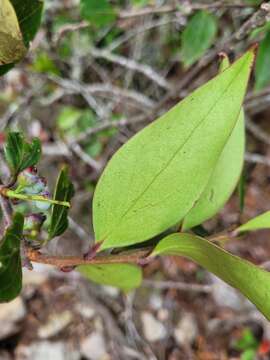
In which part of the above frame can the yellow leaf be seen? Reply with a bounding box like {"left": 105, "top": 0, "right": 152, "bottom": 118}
{"left": 0, "top": 0, "right": 27, "bottom": 65}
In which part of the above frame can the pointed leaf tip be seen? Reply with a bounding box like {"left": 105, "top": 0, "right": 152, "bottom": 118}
{"left": 94, "top": 49, "right": 254, "bottom": 250}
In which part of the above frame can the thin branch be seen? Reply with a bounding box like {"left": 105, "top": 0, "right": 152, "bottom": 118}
{"left": 89, "top": 47, "right": 172, "bottom": 90}
{"left": 47, "top": 75, "right": 155, "bottom": 110}
{"left": 0, "top": 191, "right": 13, "bottom": 228}
{"left": 0, "top": 91, "right": 34, "bottom": 131}
{"left": 45, "top": 75, "right": 109, "bottom": 120}
{"left": 53, "top": 20, "right": 89, "bottom": 45}
{"left": 245, "top": 91, "right": 270, "bottom": 115}
{"left": 245, "top": 117, "right": 270, "bottom": 146}
{"left": 69, "top": 142, "right": 103, "bottom": 171}
{"left": 142, "top": 279, "right": 212, "bottom": 293}
{"left": 68, "top": 216, "right": 91, "bottom": 242}
{"left": 246, "top": 86, "right": 270, "bottom": 102}
{"left": 119, "top": 5, "right": 176, "bottom": 18}
{"left": 26, "top": 248, "right": 151, "bottom": 267}
{"left": 49, "top": 138, "right": 102, "bottom": 171}
{"left": 73, "top": 114, "right": 147, "bottom": 144}
{"left": 124, "top": 292, "right": 157, "bottom": 360}
{"left": 47, "top": 3, "right": 268, "bottom": 150}
{"left": 234, "top": 2, "right": 270, "bottom": 40}
{"left": 86, "top": 83, "right": 156, "bottom": 109}
{"left": 119, "top": 2, "right": 256, "bottom": 19}
{"left": 108, "top": 18, "right": 180, "bottom": 52}
{"left": 245, "top": 152, "right": 270, "bottom": 167}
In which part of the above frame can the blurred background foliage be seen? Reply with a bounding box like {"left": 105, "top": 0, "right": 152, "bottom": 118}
{"left": 2, "top": 0, "right": 270, "bottom": 359}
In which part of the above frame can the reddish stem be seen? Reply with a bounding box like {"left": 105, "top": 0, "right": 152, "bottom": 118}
{"left": 26, "top": 248, "right": 152, "bottom": 268}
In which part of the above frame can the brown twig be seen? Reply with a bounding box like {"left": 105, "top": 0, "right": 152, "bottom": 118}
{"left": 52, "top": 1, "right": 256, "bottom": 45}
{"left": 142, "top": 279, "right": 212, "bottom": 293}
{"left": 245, "top": 152, "right": 270, "bottom": 167}
{"left": 26, "top": 247, "right": 151, "bottom": 267}
{"left": 89, "top": 47, "right": 172, "bottom": 90}
{"left": 53, "top": 20, "right": 89, "bottom": 45}
{"left": 235, "top": 2, "right": 270, "bottom": 40}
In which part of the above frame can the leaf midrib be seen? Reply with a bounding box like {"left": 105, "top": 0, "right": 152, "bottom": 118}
{"left": 101, "top": 58, "right": 249, "bottom": 243}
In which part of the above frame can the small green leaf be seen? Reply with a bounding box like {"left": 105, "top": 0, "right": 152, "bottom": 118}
{"left": 255, "top": 31, "right": 270, "bottom": 90}
{"left": 80, "top": 0, "right": 117, "bottom": 27}
{"left": 152, "top": 233, "right": 270, "bottom": 320}
{"left": 4, "top": 132, "right": 41, "bottom": 175}
{"left": 240, "top": 349, "right": 257, "bottom": 360}
{"left": 20, "top": 138, "right": 41, "bottom": 171}
{"left": 234, "top": 328, "right": 258, "bottom": 351}
{"left": 32, "top": 51, "right": 60, "bottom": 75}
{"left": 57, "top": 106, "right": 84, "bottom": 133}
{"left": 236, "top": 211, "right": 270, "bottom": 233}
{"left": 48, "top": 167, "right": 74, "bottom": 239}
{"left": 249, "top": 20, "right": 270, "bottom": 39}
{"left": 4, "top": 132, "right": 23, "bottom": 173}
{"left": 93, "top": 49, "right": 254, "bottom": 250}
{"left": 182, "top": 56, "right": 245, "bottom": 229}
{"left": 78, "top": 263, "right": 142, "bottom": 292}
{"left": 0, "top": 212, "right": 24, "bottom": 302}
{"left": 180, "top": 10, "right": 218, "bottom": 68}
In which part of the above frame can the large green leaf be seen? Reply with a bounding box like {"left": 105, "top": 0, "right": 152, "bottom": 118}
{"left": 80, "top": 0, "right": 116, "bottom": 27}
{"left": 180, "top": 10, "right": 218, "bottom": 68}
{"left": 182, "top": 56, "right": 245, "bottom": 229}
{"left": 78, "top": 263, "right": 142, "bottom": 292}
{"left": 152, "top": 233, "right": 270, "bottom": 320}
{"left": 0, "top": 0, "right": 27, "bottom": 65}
{"left": 93, "top": 49, "right": 254, "bottom": 250}
{"left": 4, "top": 132, "right": 41, "bottom": 176}
{"left": 0, "top": 64, "right": 14, "bottom": 76}
{"left": 236, "top": 211, "right": 270, "bottom": 233}
{"left": 255, "top": 31, "right": 270, "bottom": 90}
{"left": 0, "top": 0, "right": 43, "bottom": 75}
{"left": 10, "top": 0, "right": 43, "bottom": 47}
{"left": 48, "top": 167, "right": 74, "bottom": 239}
{"left": 0, "top": 212, "right": 24, "bottom": 302}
